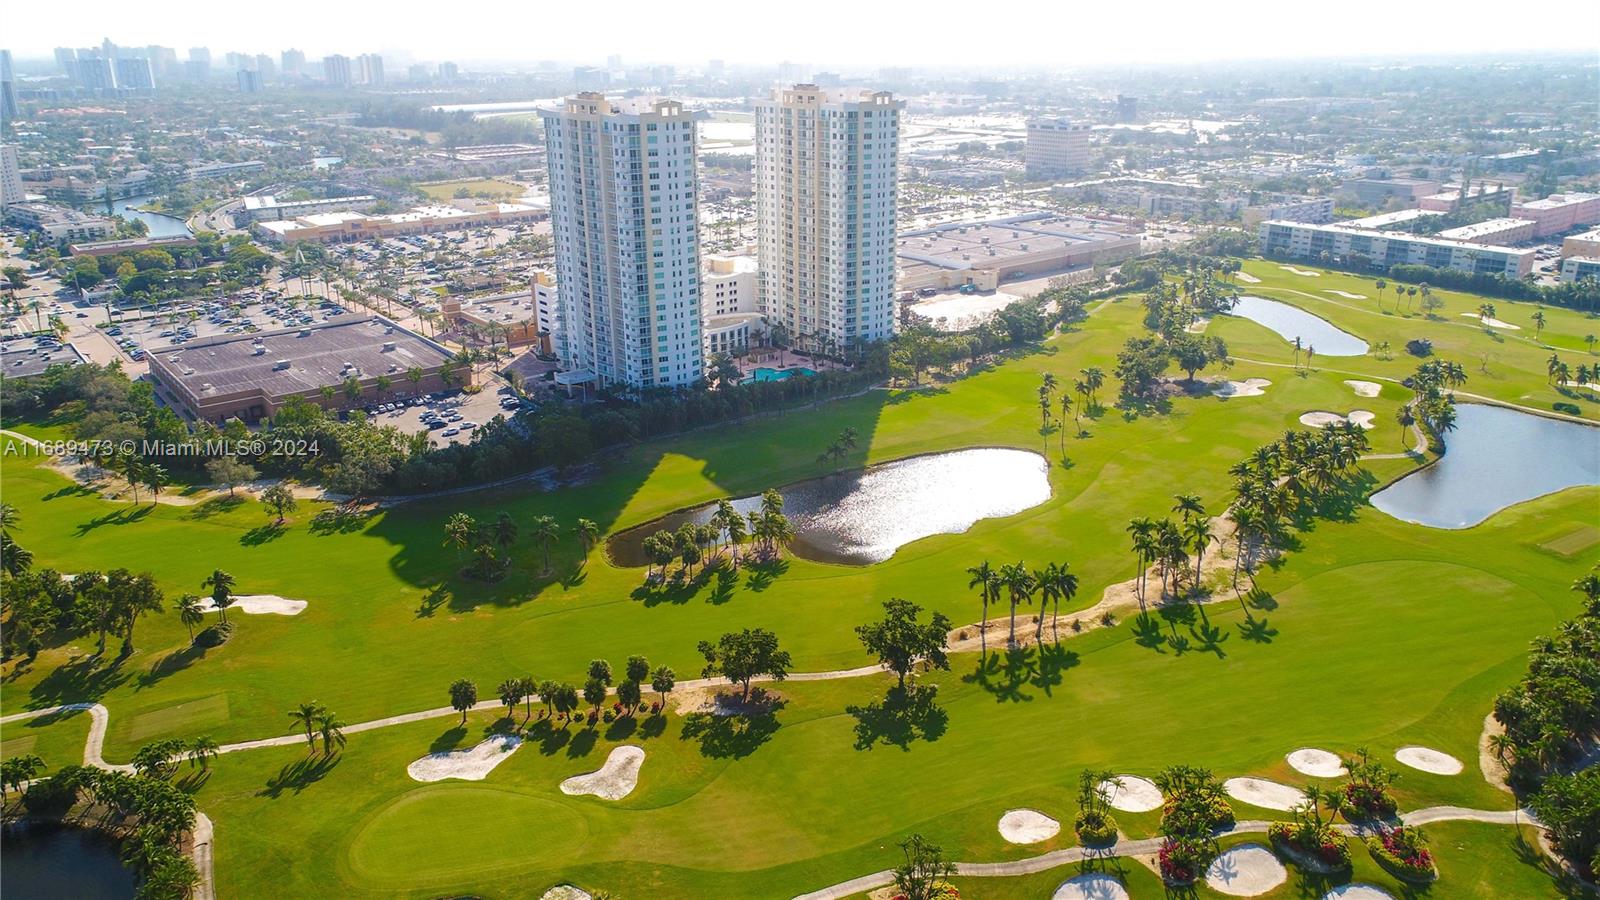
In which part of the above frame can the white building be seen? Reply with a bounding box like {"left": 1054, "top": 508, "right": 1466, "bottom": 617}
{"left": 1260, "top": 220, "right": 1534, "bottom": 278}
{"left": 1025, "top": 118, "right": 1091, "bottom": 177}
{"left": 541, "top": 94, "right": 707, "bottom": 390}
{"left": 701, "top": 254, "right": 763, "bottom": 358}
{"left": 756, "top": 84, "right": 902, "bottom": 356}
{"left": 0, "top": 144, "right": 23, "bottom": 209}
{"left": 532, "top": 270, "right": 559, "bottom": 342}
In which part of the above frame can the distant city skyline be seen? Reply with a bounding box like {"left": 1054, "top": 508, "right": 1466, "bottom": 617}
{"left": 9, "top": 0, "right": 1597, "bottom": 68}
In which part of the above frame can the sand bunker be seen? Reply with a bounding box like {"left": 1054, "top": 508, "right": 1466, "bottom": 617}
{"left": 1100, "top": 775, "right": 1163, "bottom": 812}
{"left": 1395, "top": 746, "right": 1463, "bottom": 775}
{"left": 1051, "top": 873, "right": 1131, "bottom": 900}
{"left": 1185, "top": 317, "right": 1212, "bottom": 333}
{"left": 560, "top": 745, "right": 645, "bottom": 800}
{"left": 198, "top": 594, "right": 306, "bottom": 616}
{"left": 998, "top": 808, "right": 1061, "bottom": 844}
{"left": 1287, "top": 748, "right": 1347, "bottom": 778}
{"left": 1460, "top": 313, "right": 1520, "bottom": 330}
{"left": 407, "top": 734, "right": 522, "bottom": 782}
{"left": 1216, "top": 378, "right": 1271, "bottom": 398}
{"left": 1236, "top": 272, "right": 1262, "bottom": 283}
{"left": 1323, "top": 885, "right": 1395, "bottom": 900}
{"left": 1279, "top": 266, "right": 1321, "bottom": 277}
{"left": 1224, "top": 777, "right": 1307, "bottom": 811}
{"left": 1344, "top": 380, "right": 1382, "bottom": 398}
{"left": 1324, "top": 290, "right": 1368, "bottom": 300}
{"left": 539, "top": 887, "right": 593, "bottom": 900}
{"left": 1299, "top": 410, "right": 1375, "bottom": 430}
{"left": 1205, "top": 843, "right": 1288, "bottom": 896}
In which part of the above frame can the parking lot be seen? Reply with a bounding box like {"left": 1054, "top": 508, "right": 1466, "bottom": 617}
{"left": 363, "top": 380, "right": 527, "bottom": 447}
{"left": 101, "top": 291, "right": 357, "bottom": 359}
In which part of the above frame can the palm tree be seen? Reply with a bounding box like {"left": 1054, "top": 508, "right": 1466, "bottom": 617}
{"left": 997, "top": 561, "right": 1035, "bottom": 648}
{"left": 187, "top": 736, "right": 219, "bottom": 771}
{"left": 1185, "top": 516, "right": 1213, "bottom": 593}
{"left": 1229, "top": 506, "right": 1257, "bottom": 597}
{"left": 529, "top": 515, "right": 559, "bottom": 574}
{"left": 493, "top": 512, "right": 518, "bottom": 552}
{"left": 177, "top": 593, "right": 205, "bottom": 641}
{"left": 443, "top": 513, "right": 477, "bottom": 563}
{"left": 1034, "top": 562, "right": 1079, "bottom": 643}
{"left": 966, "top": 561, "right": 998, "bottom": 655}
{"left": 288, "top": 702, "right": 325, "bottom": 753}
{"left": 1080, "top": 367, "right": 1105, "bottom": 410}
{"left": 1126, "top": 518, "right": 1155, "bottom": 606}
{"left": 1531, "top": 310, "right": 1546, "bottom": 343}
{"left": 202, "top": 569, "right": 236, "bottom": 624}
{"left": 315, "top": 711, "right": 347, "bottom": 756}
{"left": 1172, "top": 494, "right": 1205, "bottom": 520}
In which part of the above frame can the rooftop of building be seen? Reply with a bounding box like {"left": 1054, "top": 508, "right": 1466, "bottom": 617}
{"left": 703, "top": 254, "right": 758, "bottom": 276}
{"left": 1335, "top": 209, "right": 1442, "bottom": 229}
{"left": 1436, "top": 218, "right": 1536, "bottom": 241}
{"left": 148, "top": 316, "right": 453, "bottom": 402}
{"left": 1264, "top": 219, "right": 1535, "bottom": 257}
{"left": 898, "top": 212, "right": 1138, "bottom": 270}
{"left": 7, "top": 201, "right": 116, "bottom": 224}
{"left": 68, "top": 234, "right": 197, "bottom": 254}
{"left": 243, "top": 194, "right": 375, "bottom": 210}
{"left": 1, "top": 337, "right": 87, "bottom": 378}
{"left": 1515, "top": 192, "right": 1600, "bottom": 211}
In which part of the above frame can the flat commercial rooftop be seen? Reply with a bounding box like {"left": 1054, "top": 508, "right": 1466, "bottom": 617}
{"left": 149, "top": 316, "right": 453, "bottom": 403}
{"left": 898, "top": 213, "right": 1138, "bottom": 270}
{"left": 1, "top": 338, "right": 87, "bottom": 378}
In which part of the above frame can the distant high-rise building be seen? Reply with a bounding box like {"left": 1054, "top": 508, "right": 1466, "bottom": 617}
{"left": 187, "top": 47, "right": 211, "bottom": 81}
{"left": 756, "top": 84, "right": 902, "bottom": 354}
{"left": 75, "top": 53, "right": 116, "bottom": 91}
{"left": 438, "top": 61, "right": 459, "bottom": 82}
{"left": 323, "top": 54, "right": 352, "bottom": 87}
{"left": 572, "top": 66, "right": 609, "bottom": 90}
{"left": 1, "top": 50, "right": 16, "bottom": 123}
{"left": 115, "top": 57, "right": 155, "bottom": 91}
{"left": 1115, "top": 94, "right": 1138, "bottom": 123}
{"left": 1025, "top": 118, "right": 1090, "bottom": 177}
{"left": 54, "top": 48, "right": 77, "bottom": 76}
{"left": 407, "top": 63, "right": 430, "bottom": 83}
{"left": 237, "top": 69, "right": 262, "bottom": 93}
{"left": 281, "top": 48, "right": 305, "bottom": 76}
{"left": 225, "top": 52, "right": 249, "bottom": 71}
{"left": 146, "top": 46, "right": 178, "bottom": 80}
{"left": 254, "top": 55, "right": 276, "bottom": 81}
{"left": 0, "top": 144, "right": 23, "bottom": 209}
{"left": 540, "top": 93, "right": 707, "bottom": 389}
{"left": 357, "top": 53, "right": 384, "bottom": 86}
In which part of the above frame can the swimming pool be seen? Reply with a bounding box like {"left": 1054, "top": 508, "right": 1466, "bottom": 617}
{"left": 746, "top": 366, "right": 817, "bottom": 383}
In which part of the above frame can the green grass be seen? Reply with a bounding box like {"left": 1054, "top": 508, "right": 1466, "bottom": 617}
{"left": 415, "top": 178, "right": 524, "bottom": 201}
{"left": 0, "top": 707, "right": 93, "bottom": 774}
{"left": 2, "top": 260, "right": 1595, "bottom": 897}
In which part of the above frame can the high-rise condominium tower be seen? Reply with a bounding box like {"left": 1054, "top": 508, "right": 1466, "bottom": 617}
{"left": 541, "top": 94, "right": 705, "bottom": 390}
{"left": 756, "top": 84, "right": 902, "bottom": 356}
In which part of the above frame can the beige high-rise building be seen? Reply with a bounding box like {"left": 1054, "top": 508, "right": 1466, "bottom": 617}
{"left": 0, "top": 144, "right": 23, "bottom": 209}
{"left": 1026, "top": 118, "right": 1091, "bottom": 177}
{"left": 756, "top": 84, "right": 902, "bottom": 356}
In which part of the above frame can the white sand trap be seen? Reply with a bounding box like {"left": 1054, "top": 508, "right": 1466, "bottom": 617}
{"left": 197, "top": 594, "right": 306, "bottom": 616}
{"left": 1051, "top": 872, "right": 1131, "bottom": 900}
{"left": 1299, "top": 410, "right": 1375, "bottom": 430}
{"left": 1206, "top": 843, "right": 1288, "bottom": 896}
{"left": 1236, "top": 272, "right": 1262, "bottom": 283}
{"left": 1100, "top": 775, "right": 1163, "bottom": 812}
{"left": 560, "top": 745, "right": 645, "bottom": 800}
{"left": 1324, "top": 885, "right": 1395, "bottom": 900}
{"left": 1216, "top": 378, "right": 1271, "bottom": 398}
{"left": 1279, "top": 266, "right": 1322, "bottom": 277}
{"left": 1395, "top": 746, "right": 1463, "bottom": 775}
{"left": 1225, "top": 777, "right": 1307, "bottom": 811}
{"left": 998, "top": 808, "right": 1061, "bottom": 844}
{"left": 1460, "top": 312, "right": 1520, "bottom": 330}
{"left": 539, "top": 887, "right": 593, "bottom": 900}
{"left": 1185, "top": 317, "right": 1211, "bottom": 333}
{"left": 1287, "top": 748, "right": 1347, "bottom": 778}
{"left": 1324, "top": 290, "right": 1368, "bottom": 300}
{"left": 407, "top": 734, "right": 522, "bottom": 782}
{"left": 1344, "top": 380, "right": 1382, "bottom": 398}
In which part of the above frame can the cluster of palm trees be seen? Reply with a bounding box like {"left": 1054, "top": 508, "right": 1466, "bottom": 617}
{"left": 1401, "top": 359, "right": 1466, "bottom": 443}
{"left": 287, "top": 702, "right": 348, "bottom": 756}
{"left": 640, "top": 490, "right": 793, "bottom": 582}
{"left": 964, "top": 558, "right": 1080, "bottom": 652}
{"left": 1140, "top": 272, "right": 1239, "bottom": 338}
{"left": 816, "top": 427, "right": 860, "bottom": 470}
{"left": 1035, "top": 368, "right": 1105, "bottom": 452}
{"left": 1222, "top": 424, "right": 1372, "bottom": 594}
{"left": 1372, "top": 278, "right": 1436, "bottom": 316}
{"left": 130, "top": 736, "right": 220, "bottom": 780}
{"left": 444, "top": 511, "right": 596, "bottom": 579}
{"left": 482, "top": 656, "right": 679, "bottom": 730}
{"left": 1125, "top": 494, "right": 1215, "bottom": 606}
{"left": 1546, "top": 352, "right": 1597, "bottom": 390}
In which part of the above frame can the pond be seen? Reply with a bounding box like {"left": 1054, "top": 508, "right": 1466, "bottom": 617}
{"left": 1370, "top": 404, "right": 1599, "bottom": 528}
{"left": 607, "top": 448, "right": 1051, "bottom": 566}
{"left": 1226, "top": 295, "right": 1369, "bottom": 357}
{"left": 0, "top": 822, "right": 137, "bottom": 899}
{"left": 111, "top": 195, "right": 192, "bottom": 239}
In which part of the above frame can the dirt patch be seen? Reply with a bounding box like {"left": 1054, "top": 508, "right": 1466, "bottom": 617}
{"left": 560, "top": 745, "right": 645, "bottom": 800}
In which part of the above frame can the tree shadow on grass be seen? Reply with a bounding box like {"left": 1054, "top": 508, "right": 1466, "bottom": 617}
{"left": 414, "top": 583, "right": 449, "bottom": 618}
{"left": 27, "top": 654, "right": 131, "bottom": 706}
{"left": 174, "top": 768, "right": 212, "bottom": 793}
{"left": 43, "top": 483, "right": 99, "bottom": 502}
{"left": 679, "top": 697, "right": 785, "bottom": 759}
{"left": 524, "top": 719, "right": 572, "bottom": 756}
{"left": 1032, "top": 642, "right": 1080, "bottom": 695}
{"left": 566, "top": 726, "right": 599, "bottom": 759}
{"left": 135, "top": 643, "right": 209, "bottom": 689}
{"left": 638, "top": 714, "right": 667, "bottom": 740}
{"left": 1132, "top": 613, "right": 1167, "bottom": 652}
{"left": 308, "top": 505, "right": 373, "bottom": 536}
{"left": 846, "top": 684, "right": 948, "bottom": 751}
{"left": 73, "top": 505, "right": 153, "bottom": 536}
{"left": 183, "top": 495, "right": 244, "bottom": 521}
{"left": 429, "top": 725, "right": 467, "bottom": 754}
{"left": 604, "top": 715, "right": 638, "bottom": 742}
{"left": 257, "top": 753, "right": 340, "bottom": 798}
{"left": 707, "top": 567, "right": 738, "bottom": 605}
{"left": 239, "top": 523, "right": 286, "bottom": 546}
{"left": 743, "top": 558, "right": 789, "bottom": 593}
{"left": 961, "top": 646, "right": 1039, "bottom": 703}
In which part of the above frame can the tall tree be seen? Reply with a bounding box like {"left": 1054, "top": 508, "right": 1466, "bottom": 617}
{"left": 855, "top": 598, "right": 953, "bottom": 689}
{"left": 449, "top": 679, "right": 478, "bottom": 724}
{"left": 697, "top": 628, "right": 792, "bottom": 701}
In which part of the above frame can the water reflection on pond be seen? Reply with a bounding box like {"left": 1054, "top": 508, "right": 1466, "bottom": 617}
{"left": 0, "top": 822, "right": 136, "bottom": 899}
{"left": 1370, "top": 404, "right": 1598, "bottom": 528}
{"left": 608, "top": 448, "right": 1052, "bottom": 566}
{"left": 1226, "top": 295, "right": 1369, "bottom": 356}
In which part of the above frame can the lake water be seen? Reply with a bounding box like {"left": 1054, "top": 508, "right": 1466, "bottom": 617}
{"left": 1370, "top": 404, "right": 1599, "bottom": 528}
{"left": 111, "top": 195, "right": 192, "bottom": 239}
{"left": 1226, "top": 295, "right": 1369, "bottom": 357}
{"left": 607, "top": 448, "right": 1051, "bottom": 566}
{"left": 0, "top": 822, "right": 136, "bottom": 899}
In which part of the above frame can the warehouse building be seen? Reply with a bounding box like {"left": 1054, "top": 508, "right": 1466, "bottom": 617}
{"left": 897, "top": 212, "right": 1141, "bottom": 292}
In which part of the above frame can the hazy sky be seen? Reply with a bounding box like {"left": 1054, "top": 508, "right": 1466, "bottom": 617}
{"left": 12, "top": 0, "right": 1598, "bottom": 68}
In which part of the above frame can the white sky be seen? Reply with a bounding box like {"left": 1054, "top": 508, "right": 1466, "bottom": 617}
{"left": 11, "top": 0, "right": 1599, "bottom": 68}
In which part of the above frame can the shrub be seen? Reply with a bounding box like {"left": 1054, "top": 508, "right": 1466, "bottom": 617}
{"left": 1269, "top": 820, "right": 1351, "bottom": 868}
{"left": 193, "top": 622, "right": 233, "bottom": 647}
{"left": 1405, "top": 338, "right": 1434, "bottom": 357}
{"left": 1365, "top": 825, "right": 1436, "bottom": 882}
{"left": 602, "top": 710, "right": 615, "bottom": 723}
{"left": 649, "top": 701, "right": 662, "bottom": 715}
{"left": 21, "top": 774, "right": 80, "bottom": 814}
{"left": 1554, "top": 402, "right": 1582, "bottom": 415}
{"left": 1339, "top": 747, "right": 1400, "bottom": 821}
{"left": 1158, "top": 834, "right": 1215, "bottom": 884}
{"left": 1074, "top": 808, "right": 1118, "bottom": 845}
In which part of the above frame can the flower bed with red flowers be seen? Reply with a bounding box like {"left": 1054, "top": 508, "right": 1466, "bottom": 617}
{"left": 1268, "top": 821, "right": 1351, "bottom": 871}
{"left": 1158, "top": 835, "right": 1216, "bottom": 885}
{"left": 1365, "top": 825, "right": 1437, "bottom": 883}
{"left": 1339, "top": 780, "right": 1398, "bottom": 821}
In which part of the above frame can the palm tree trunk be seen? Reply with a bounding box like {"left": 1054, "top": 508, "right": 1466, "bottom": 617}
{"left": 1008, "top": 600, "right": 1018, "bottom": 648}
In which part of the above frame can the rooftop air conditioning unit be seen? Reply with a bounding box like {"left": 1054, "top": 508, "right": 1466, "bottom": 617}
{"left": 273, "top": 359, "right": 290, "bottom": 370}
{"left": 382, "top": 341, "right": 396, "bottom": 351}
{"left": 299, "top": 329, "right": 311, "bottom": 337}
{"left": 253, "top": 345, "right": 267, "bottom": 355}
